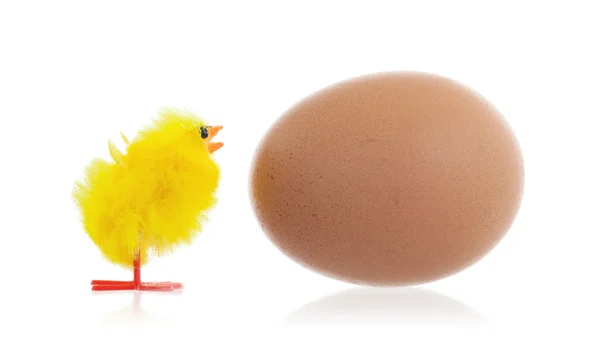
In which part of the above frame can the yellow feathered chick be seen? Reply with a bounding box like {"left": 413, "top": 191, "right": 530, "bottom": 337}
{"left": 72, "top": 107, "right": 223, "bottom": 291}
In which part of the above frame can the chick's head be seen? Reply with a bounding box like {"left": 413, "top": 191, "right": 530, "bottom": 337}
{"left": 127, "top": 108, "right": 223, "bottom": 165}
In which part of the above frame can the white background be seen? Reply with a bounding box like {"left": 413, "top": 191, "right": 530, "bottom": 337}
{"left": 1, "top": 0, "right": 598, "bottom": 346}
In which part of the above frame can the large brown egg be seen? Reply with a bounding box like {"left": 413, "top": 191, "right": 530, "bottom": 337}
{"left": 250, "top": 71, "right": 524, "bottom": 286}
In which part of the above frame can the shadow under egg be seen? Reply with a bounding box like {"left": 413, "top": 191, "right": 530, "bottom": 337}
{"left": 281, "top": 286, "right": 487, "bottom": 328}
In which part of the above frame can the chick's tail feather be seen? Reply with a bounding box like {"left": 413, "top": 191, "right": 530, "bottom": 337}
{"left": 72, "top": 158, "right": 146, "bottom": 269}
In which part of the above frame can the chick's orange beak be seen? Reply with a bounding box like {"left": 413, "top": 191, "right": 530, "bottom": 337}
{"left": 208, "top": 125, "right": 223, "bottom": 153}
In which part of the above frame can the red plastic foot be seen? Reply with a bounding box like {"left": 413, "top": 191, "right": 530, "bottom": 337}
{"left": 91, "top": 280, "right": 183, "bottom": 291}
{"left": 92, "top": 281, "right": 136, "bottom": 291}
{"left": 139, "top": 282, "right": 183, "bottom": 291}
{"left": 91, "top": 280, "right": 132, "bottom": 285}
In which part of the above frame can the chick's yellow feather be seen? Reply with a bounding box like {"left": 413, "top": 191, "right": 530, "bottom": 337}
{"left": 73, "top": 108, "right": 220, "bottom": 268}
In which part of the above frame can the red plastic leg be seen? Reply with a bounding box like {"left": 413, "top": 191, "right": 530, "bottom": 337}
{"left": 90, "top": 254, "right": 183, "bottom": 291}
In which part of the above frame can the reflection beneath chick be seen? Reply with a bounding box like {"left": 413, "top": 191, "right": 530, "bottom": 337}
{"left": 94, "top": 290, "right": 180, "bottom": 330}
{"left": 282, "top": 286, "right": 486, "bottom": 327}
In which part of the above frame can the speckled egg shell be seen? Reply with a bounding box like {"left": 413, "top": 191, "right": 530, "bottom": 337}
{"left": 250, "top": 71, "right": 524, "bottom": 286}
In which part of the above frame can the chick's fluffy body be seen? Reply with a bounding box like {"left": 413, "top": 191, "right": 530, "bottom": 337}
{"left": 73, "top": 109, "right": 220, "bottom": 268}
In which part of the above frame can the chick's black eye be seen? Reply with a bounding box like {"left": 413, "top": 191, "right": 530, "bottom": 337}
{"left": 199, "top": 126, "right": 209, "bottom": 139}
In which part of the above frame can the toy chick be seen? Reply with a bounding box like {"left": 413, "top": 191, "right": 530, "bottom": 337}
{"left": 72, "top": 108, "right": 223, "bottom": 291}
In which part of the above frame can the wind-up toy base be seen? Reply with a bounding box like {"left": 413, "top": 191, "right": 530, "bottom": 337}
{"left": 91, "top": 256, "right": 183, "bottom": 292}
